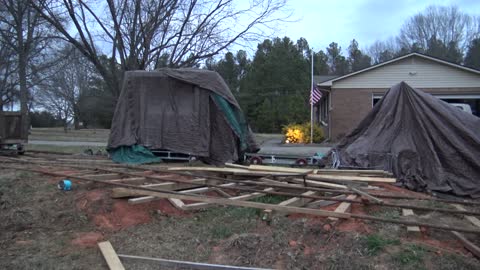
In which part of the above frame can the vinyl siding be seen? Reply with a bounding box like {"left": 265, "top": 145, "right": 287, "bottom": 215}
{"left": 333, "top": 56, "right": 480, "bottom": 89}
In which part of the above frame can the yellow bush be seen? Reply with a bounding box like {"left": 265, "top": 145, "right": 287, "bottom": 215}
{"left": 282, "top": 122, "right": 324, "bottom": 143}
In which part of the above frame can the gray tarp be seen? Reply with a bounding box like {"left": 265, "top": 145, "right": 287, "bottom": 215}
{"left": 108, "top": 68, "right": 259, "bottom": 164}
{"left": 333, "top": 82, "right": 480, "bottom": 197}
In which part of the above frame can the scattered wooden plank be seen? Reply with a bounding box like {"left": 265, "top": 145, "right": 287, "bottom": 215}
{"left": 248, "top": 164, "right": 313, "bottom": 174}
{"left": 452, "top": 204, "right": 480, "bottom": 258}
{"left": 98, "top": 241, "right": 125, "bottom": 270}
{"left": 454, "top": 204, "right": 480, "bottom": 228}
{"left": 168, "top": 167, "right": 249, "bottom": 174}
{"left": 179, "top": 188, "right": 274, "bottom": 211}
{"left": 214, "top": 188, "right": 232, "bottom": 198}
{"left": 308, "top": 174, "right": 396, "bottom": 183}
{"left": 127, "top": 183, "right": 236, "bottom": 204}
{"left": 117, "top": 254, "right": 274, "bottom": 270}
{"left": 452, "top": 231, "right": 480, "bottom": 259}
{"left": 288, "top": 178, "right": 347, "bottom": 190}
{"left": 351, "top": 187, "right": 383, "bottom": 203}
{"left": 108, "top": 177, "right": 146, "bottom": 183}
{"left": 110, "top": 187, "right": 350, "bottom": 219}
{"left": 263, "top": 190, "right": 318, "bottom": 218}
{"left": 140, "top": 178, "right": 207, "bottom": 188}
{"left": 328, "top": 194, "right": 358, "bottom": 223}
{"left": 402, "top": 209, "right": 421, "bottom": 235}
{"left": 80, "top": 173, "right": 120, "bottom": 180}
{"left": 305, "top": 194, "right": 347, "bottom": 208}
{"left": 224, "top": 163, "right": 250, "bottom": 170}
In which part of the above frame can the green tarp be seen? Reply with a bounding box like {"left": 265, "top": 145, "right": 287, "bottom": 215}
{"left": 109, "top": 145, "right": 161, "bottom": 164}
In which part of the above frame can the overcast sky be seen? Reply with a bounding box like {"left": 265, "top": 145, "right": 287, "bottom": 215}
{"left": 268, "top": 0, "right": 480, "bottom": 53}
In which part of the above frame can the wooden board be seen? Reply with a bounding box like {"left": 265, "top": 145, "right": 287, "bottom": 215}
{"left": 224, "top": 163, "right": 250, "bottom": 170}
{"left": 454, "top": 204, "right": 480, "bottom": 228}
{"left": 98, "top": 241, "right": 125, "bottom": 270}
{"left": 248, "top": 164, "right": 313, "bottom": 174}
{"left": 170, "top": 188, "right": 274, "bottom": 211}
{"left": 306, "top": 194, "right": 347, "bottom": 208}
{"left": 308, "top": 174, "right": 396, "bottom": 183}
{"left": 288, "top": 178, "right": 347, "bottom": 189}
{"left": 452, "top": 231, "right": 480, "bottom": 259}
{"left": 168, "top": 167, "right": 249, "bottom": 174}
{"left": 264, "top": 190, "right": 318, "bottom": 218}
{"left": 80, "top": 173, "right": 120, "bottom": 180}
{"left": 130, "top": 183, "right": 237, "bottom": 205}
{"left": 117, "top": 254, "right": 274, "bottom": 270}
{"left": 110, "top": 187, "right": 350, "bottom": 219}
{"left": 328, "top": 195, "right": 358, "bottom": 222}
{"left": 402, "top": 209, "right": 421, "bottom": 235}
{"left": 112, "top": 178, "right": 208, "bottom": 199}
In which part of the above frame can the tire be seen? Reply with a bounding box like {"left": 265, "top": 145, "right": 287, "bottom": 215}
{"left": 17, "top": 144, "right": 25, "bottom": 155}
{"left": 249, "top": 156, "right": 263, "bottom": 165}
{"left": 295, "top": 158, "right": 308, "bottom": 167}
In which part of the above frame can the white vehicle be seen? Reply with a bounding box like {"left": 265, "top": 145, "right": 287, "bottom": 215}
{"left": 450, "top": 103, "right": 473, "bottom": 114}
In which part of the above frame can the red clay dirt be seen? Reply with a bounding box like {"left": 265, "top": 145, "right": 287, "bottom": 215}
{"left": 71, "top": 232, "right": 104, "bottom": 248}
{"left": 75, "top": 188, "right": 188, "bottom": 231}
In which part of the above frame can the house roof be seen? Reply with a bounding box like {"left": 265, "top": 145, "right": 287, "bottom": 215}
{"left": 318, "top": 53, "right": 480, "bottom": 87}
{"left": 314, "top": 75, "right": 338, "bottom": 84}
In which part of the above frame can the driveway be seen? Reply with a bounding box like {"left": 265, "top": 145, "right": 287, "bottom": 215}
{"left": 258, "top": 138, "right": 331, "bottom": 157}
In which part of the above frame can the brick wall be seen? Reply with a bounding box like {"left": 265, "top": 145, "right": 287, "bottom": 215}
{"left": 330, "top": 87, "right": 480, "bottom": 141}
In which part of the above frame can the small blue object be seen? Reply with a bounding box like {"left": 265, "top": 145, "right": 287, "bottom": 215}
{"left": 58, "top": 179, "right": 72, "bottom": 191}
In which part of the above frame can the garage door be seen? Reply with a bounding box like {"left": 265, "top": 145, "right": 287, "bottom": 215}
{"left": 372, "top": 94, "right": 480, "bottom": 117}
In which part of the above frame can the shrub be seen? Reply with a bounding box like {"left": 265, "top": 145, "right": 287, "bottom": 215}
{"left": 282, "top": 122, "right": 324, "bottom": 143}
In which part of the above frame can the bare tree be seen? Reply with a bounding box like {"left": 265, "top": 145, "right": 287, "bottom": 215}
{"left": 0, "top": 32, "right": 18, "bottom": 111}
{"left": 36, "top": 45, "right": 96, "bottom": 130}
{"left": 397, "top": 5, "right": 479, "bottom": 53}
{"left": 0, "top": 0, "right": 53, "bottom": 135}
{"left": 368, "top": 38, "right": 398, "bottom": 64}
{"left": 32, "top": 0, "right": 290, "bottom": 97}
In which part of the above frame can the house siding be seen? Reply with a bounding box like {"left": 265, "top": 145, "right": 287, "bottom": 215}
{"left": 330, "top": 87, "right": 480, "bottom": 140}
{"left": 333, "top": 56, "right": 480, "bottom": 89}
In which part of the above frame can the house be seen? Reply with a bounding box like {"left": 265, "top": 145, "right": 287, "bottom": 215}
{"left": 315, "top": 53, "right": 480, "bottom": 141}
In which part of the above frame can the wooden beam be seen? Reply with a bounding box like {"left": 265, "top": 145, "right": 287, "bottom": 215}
{"left": 288, "top": 178, "right": 347, "bottom": 189}
{"left": 110, "top": 187, "right": 350, "bottom": 218}
{"left": 454, "top": 204, "right": 480, "bottom": 228}
{"left": 248, "top": 165, "right": 313, "bottom": 174}
{"left": 179, "top": 188, "right": 273, "bottom": 211}
{"left": 328, "top": 195, "right": 358, "bottom": 223}
{"left": 127, "top": 183, "right": 236, "bottom": 204}
{"left": 80, "top": 173, "right": 120, "bottom": 180}
{"left": 452, "top": 231, "right": 480, "bottom": 259}
{"left": 140, "top": 178, "right": 207, "bottom": 188}
{"left": 351, "top": 187, "right": 383, "bottom": 203}
{"left": 305, "top": 194, "right": 347, "bottom": 208}
{"left": 98, "top": 241, "right": 125, "bottom": 270}
{"left": 224, "top": 163, "right": 250, "bottom": 170}
{"left": 109, "top": 177, "right": 146, "bottom": 183}
{"left": 263, "top": 190, "right": 317, "bottom": 218}
{"left": 402, "top": 209, "right": 421, "bottom": 235}
{"left": 117, "top": 254, "right": 274, "bottom": 270}
{"left": 308, "top": 174, "right": 396, "bottom": 183}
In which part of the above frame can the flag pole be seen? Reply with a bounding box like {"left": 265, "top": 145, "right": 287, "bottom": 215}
{"left": 310, "top": 48, "right": 314, "bottom": 144}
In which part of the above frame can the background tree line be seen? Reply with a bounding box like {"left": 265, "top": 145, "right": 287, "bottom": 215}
{"left": 0, "top": 3, "right": 479, "bottom": 133}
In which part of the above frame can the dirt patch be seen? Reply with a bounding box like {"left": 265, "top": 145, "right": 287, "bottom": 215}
{"left": 75, "top": 188, "right": 187, "bottom": 231}
{"left": 71, "top": 232, "right": 104, "bottom": 247}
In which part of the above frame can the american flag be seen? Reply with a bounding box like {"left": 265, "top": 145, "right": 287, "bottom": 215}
{"left": 310, "top": 84, "right": 322, "bottom": 104}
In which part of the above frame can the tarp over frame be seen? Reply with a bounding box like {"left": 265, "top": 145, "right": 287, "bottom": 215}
{"left": 108, "top": 68, "right": 259, "bottom": 165}
{"left": 334, "top": 81, "right": 480, "bottom": 197}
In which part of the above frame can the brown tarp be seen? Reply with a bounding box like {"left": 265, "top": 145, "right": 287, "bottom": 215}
{"left": 333, "top": 82, "right": 480, "bottom": 197}
{"left": 108, "top": 68, "right": 258, "bottom": 164}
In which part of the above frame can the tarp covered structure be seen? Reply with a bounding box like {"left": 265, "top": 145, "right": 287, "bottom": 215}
{"left": 108, "top": 68, "right": 259, "bottom": 164}
{"left": 334, "top": 82, "right": 480, "bottom": 197}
